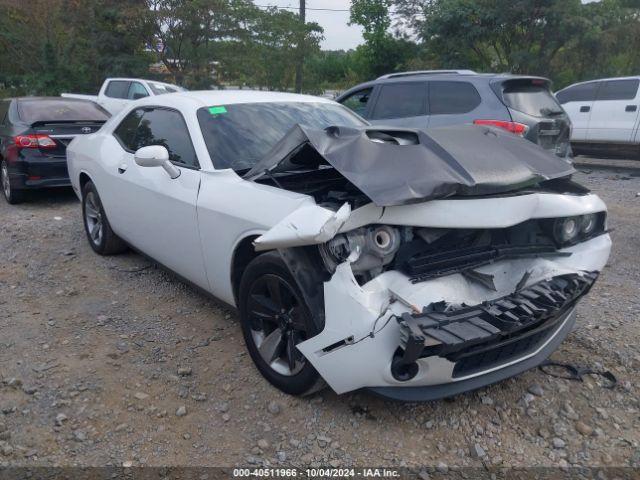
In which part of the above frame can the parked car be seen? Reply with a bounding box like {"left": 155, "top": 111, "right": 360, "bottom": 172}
{"left": 337, "top": 70, "right": 572, "bottom": 159}
{"left": 555, "top": 76, "right": 640, "bottom": 157}
{"left": 0, "top": 97, "right": 110, "bottom": 204}
{"left": 67, "top": 91, "right": 610, "bottom": 400}
{"left": 62, "top": 78, "right": 186, "bottom": 115}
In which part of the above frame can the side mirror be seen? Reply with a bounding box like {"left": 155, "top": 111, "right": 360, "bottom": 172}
{"left": 134, "top": 145, "right": 180, "bottom": 179}
{"left": 132, "top": 92, "right": 147, "bottom": 100}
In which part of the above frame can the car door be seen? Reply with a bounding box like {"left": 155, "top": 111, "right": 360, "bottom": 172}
{"left": 367, "top": 81, "right": 429, "bottom": 128}
{"left": 587, "top": 79, "right": 640, "bottom": 143}
{"left": 101, "top": 80, "right": 132, "bottom": 115}
{"left": 556, "top": 81, "right": 600, "bottom": 142}
{"left": 106, "top": 106, "right": 209, "bottom": 289}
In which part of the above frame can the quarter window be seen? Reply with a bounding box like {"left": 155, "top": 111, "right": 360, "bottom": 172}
{"left": 596, "top": 79, "right": 639, "bottom": 101}
{"left": 429, "top": 81, "right": 481, "bottom": 115}
{"left": 113, "top": 109, "right": 144, "bottom": 150}
{"left": 339, "top": 88, "right": 373, "bottom": 118}
{"left": 556, "top": 82, "right": 600, "bottom": 104}
{"left": 104, "top": 81, "right": 131, "bottom": 99}
{"left": 371, "top": 82, "right": 427, "bottom": 120}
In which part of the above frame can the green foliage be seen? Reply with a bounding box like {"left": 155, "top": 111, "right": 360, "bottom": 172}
{"left": 349, "top": 0, "right": 419, "bottom": 79}
{"left": 1, "top": 0, "right": 639, "bottom": 97}
{"left": 0, "top": 0, "right": 150, "bottom": 96}
{"left": 394, "top": 0, "right": 640, "bottom": 89}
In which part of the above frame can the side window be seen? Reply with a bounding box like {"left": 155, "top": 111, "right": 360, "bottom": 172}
{"left": 556, "top": 82, "right": 600, "bottom": 104}
{"left": 113, "top": 109, "right": 144, "bottom": 150}
{"left": 596, "top": 79, "right": 639, "bottom": 101}
{"left": 105, "top": 81, "right": 131, "bottom": 99}
{"left": 135, "top": 108, "right": 199, "bottom": 168}
{"left": 339, "top": 88, "right": 373, "bottom": 118}
{"left": 128, "top": 82, "right": 149, "bottom": 100}
{"left": 429, "top": 81, "right": 481, "bottom": 115}
{"left": 370, "top": 82, "right": 427, "bottom": 120}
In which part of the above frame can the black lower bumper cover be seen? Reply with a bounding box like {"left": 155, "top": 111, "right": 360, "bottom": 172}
{"left": 371, "top": 308, "right": 577, "bottom": 402}
{"left": 396, "top": 271, "right": 598, "bottom": 371}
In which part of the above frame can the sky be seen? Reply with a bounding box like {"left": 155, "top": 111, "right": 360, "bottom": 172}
{"left": 259, "top": 0, "right": 363, "bottom": 50}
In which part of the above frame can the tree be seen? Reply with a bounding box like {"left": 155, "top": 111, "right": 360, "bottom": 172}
{"left": 349, "top": 0, "right": 418, "bottom": 78}
{"left": 393, "top": 0, "right": 640, "bottom": 87}
{"left": 0, "top": 0, "right": 149, "bottom": 96}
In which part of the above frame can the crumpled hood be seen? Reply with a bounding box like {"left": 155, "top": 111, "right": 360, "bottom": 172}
{"left": 245, "top": 124, "right": 575, "bottom": 207}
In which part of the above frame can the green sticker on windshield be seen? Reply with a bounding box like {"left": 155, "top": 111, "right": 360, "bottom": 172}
{"left": 208, "top": 106, "right": 227, "bottom": 115}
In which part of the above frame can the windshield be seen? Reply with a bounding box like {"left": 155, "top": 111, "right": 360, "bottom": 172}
{"left": 502, "top": 83, "right": 564, "bottom": 117}
{"left": 18, "top": 99, "right": 110, "bottom": 123}
{"left": 148, "top": 82, "right": 186, "bottom": 95}
{"left": 197, "top": 102, "right": 367, "bottom": 171}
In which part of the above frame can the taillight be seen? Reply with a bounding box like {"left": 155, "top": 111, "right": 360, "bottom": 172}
{"left": 14, "top": 135, "right": 57, "bottom": 149}
{"left": 473, "top": 120, "right": 528, "bottom": 137}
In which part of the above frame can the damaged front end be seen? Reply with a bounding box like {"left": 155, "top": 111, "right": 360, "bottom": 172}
{"left": 249, "top": 124, "right": 611, "bottom": 400}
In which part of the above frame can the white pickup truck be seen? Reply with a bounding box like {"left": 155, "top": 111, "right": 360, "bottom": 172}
{"left": 62, "top": 78, "right": 186, "bottom": 115}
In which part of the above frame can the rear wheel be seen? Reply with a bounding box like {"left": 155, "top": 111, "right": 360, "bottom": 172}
{"left": 1, "top": 160, "right": 25, "bottom": 204}
{"left": 239, "top": 251, "right": 322, "bottom": 395}
{"left": 82, "top": 181, "right": 127, "bottom": 255}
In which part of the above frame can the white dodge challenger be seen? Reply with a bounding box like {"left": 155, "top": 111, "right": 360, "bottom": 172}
{"left": 67, "top": 91, "right": 611, "bottom": 400}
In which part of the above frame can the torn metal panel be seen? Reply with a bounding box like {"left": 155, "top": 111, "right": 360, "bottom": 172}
{"left": 253, "top": 202, "right": 350, "bottom": 251}
{"left": 246, "top": 124, "right": 575, "bottom": 207}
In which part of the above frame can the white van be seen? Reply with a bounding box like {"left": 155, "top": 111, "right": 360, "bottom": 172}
{"left": 556, "top": 76, "right": 640, "bottom": 156}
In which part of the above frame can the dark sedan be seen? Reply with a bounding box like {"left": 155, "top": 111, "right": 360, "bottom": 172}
{"left": 0, "top": 97, "right": 110, "bottom": 204}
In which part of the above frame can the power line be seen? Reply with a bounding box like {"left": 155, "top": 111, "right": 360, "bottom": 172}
{"left": 254, "top": 4, "right": 351, "bottom": 12}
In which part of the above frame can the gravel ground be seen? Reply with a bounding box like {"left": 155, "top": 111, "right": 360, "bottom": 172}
{"left": 1, "top": 166, "right": 639, "bottom": 471}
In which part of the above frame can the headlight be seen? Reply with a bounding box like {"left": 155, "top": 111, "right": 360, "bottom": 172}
{"left": 552, "top": 216, "right": 581, "bottom": 245}
{"left": 548, "top": 213, "right": 605, "bottom": 247}
{"left": 581, "top": 213, "right": 597, "bottom": 235}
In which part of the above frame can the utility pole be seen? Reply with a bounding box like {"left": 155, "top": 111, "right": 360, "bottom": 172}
{"left": 294, "top": 0, "right": 306, "bottom": 93}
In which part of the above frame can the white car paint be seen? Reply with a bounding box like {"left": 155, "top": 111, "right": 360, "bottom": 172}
{"left": 557, "top": 76, "right": 640, "bottom": 145}
{"left": 62, "top": 77, "right": 186, "bottom": 116}
{"left": 66, "top": 90, "right": 612, "bottom": 397}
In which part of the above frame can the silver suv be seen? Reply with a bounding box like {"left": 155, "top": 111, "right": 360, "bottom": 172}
{"left": 336, "top": 70, "right": 572, "bottom": 159}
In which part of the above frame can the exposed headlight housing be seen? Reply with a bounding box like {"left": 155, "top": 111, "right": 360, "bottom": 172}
{"left": 548, "top": 212, "right": 605, "bottom": 247}
{"left": 319, "top": 225, "right": 401, "bottom": 279}
{"left": 553, "top": 216, "right": 581, "bottom": 245}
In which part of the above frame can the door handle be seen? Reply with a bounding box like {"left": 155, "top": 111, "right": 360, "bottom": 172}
{"left": 580, "top": 106, "right": 590, "bottom": 113}
{"left": 625, "top": 105, "right": 637, "bottom": 112}
{"left": 117, "top": 163, "right": 128, "bottom": 174}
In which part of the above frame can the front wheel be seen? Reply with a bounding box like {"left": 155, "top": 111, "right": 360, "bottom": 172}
{"left": 239, "top": 251, "right": 323, "bottom": 396}
{"left": 1, "top": 160, "right": 25, "bottom": 204}
{"left": 82, "top": 180, "right": 127, "bottom": 255}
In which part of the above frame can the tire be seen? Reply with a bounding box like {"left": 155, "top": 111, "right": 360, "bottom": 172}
{"left": 1, "top": 160, "right": 25, "bottom": 205}
{"left": 238, "top": 251, "right": 323, "bottom": 396}
{"left": 82, "top": 180, "right": 127, "bottom": 255}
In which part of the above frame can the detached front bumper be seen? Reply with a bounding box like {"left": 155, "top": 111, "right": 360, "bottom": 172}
{"left": 296, "top": 234, "right": 611, "bottom": 399}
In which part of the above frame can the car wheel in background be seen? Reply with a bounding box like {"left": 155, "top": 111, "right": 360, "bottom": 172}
{"left": 239, "top": 251, "right": 323, "bottom": 396}
{"left": 82, "top": 180, "right": 127, "bottom": 255}
{"left": 1, "top": 160, "right": 25, "bottom": 204}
